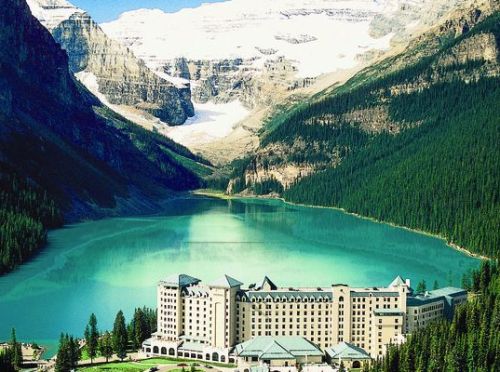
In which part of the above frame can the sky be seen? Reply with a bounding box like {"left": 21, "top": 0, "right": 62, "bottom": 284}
{"left": 71, "top": 0, "right": 227, "bottom": 23}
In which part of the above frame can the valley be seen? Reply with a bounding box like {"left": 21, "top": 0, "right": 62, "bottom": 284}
{"left": 0, "top": 0, "right": 498, "bottom": 371}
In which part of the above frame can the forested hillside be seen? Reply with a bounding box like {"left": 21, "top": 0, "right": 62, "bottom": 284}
{"left": 0, "top": 164, "right": 62, "bottom": 274}
{"left": 285, "top": 76, "right": 499, "bottom": 258}
{"left": 229, "top": 6, "right": 500, "bottom": 258}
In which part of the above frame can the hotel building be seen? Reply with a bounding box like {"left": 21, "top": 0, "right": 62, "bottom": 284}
{"left": 143, "top": 274, "right": 466, "bottom": 365}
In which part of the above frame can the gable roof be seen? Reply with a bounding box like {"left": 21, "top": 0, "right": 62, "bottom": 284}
{"left": 325, "top": 342, "right": 371, "bottom": 360}
{"left": 260, "top": 276, "right": 278, "bottom": 290}
{"left": 160, "top": 274, "right": 200, "bottom": 288}
{"left": 260, "top": 340, "right": 295, "bottom": 360}
{"left": 388, "top": 276, "right": 405, "bottom": 287}
{"left": 235, "top": 336, "right": 323, "bottom": 359}
{"left": 210, "top": 274, "right": 243, "bottom": 288}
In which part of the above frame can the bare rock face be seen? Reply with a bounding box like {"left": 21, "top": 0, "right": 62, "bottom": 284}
{"left": 27, "top": 0, "right": 194, "bottom": 125}
{"left": 165, "top": 56, "right": 314, "bottom": 111}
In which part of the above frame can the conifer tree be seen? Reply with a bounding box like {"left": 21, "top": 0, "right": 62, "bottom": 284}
{"left": 84, "top": 313, "right": 99, "bottom": 364}
{"left": 99, "top": 331, "right": 113, "bottom": 363}
{"left": 112, "top": 310, "right": 128, "bottom": 361}
{"left": 10, "top": 328, "right": 22, "bottom": 369}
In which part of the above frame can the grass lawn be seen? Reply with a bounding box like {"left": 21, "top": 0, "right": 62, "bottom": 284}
{"left": 78, "top": 357, "right": 235, "bottom": 371}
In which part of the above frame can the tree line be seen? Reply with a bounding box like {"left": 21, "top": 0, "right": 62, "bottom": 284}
{"left": 0, "top": 163, "right": 62, "bottom": 275}
{"left": 55, "top": 306, "right": 156, "bottom": 372}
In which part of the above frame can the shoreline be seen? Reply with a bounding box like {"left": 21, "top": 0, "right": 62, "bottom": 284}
{"left": 191, "top": 189, "right": 490, "bottom": 261}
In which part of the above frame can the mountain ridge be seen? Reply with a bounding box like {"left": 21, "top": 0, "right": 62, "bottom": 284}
{"left": 27, "top": 0, "right": 195, "bottom": 126}
{"left": 0, "top": 0, "right": 208, "bottom": 274}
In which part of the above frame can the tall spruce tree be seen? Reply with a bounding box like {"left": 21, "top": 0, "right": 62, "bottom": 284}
{"left": 10, "top": 328, "right": 22, "bottom": 369}
{"left": 133, "top": 308, "right": 149, "bottom": 349}
{"left": 112, "top": 310, "right": 128, "bottom": 361}
{"left": 84, "top": 313, "right": 99, "bottom": 364}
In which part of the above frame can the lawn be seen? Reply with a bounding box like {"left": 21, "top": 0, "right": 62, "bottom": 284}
{"left": 78, "top": 357, "right": 235, "bottom": 371}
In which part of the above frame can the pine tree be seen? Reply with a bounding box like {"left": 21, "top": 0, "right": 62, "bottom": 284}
{"left": 10, "top": 328, "right": 22, "bottom": 369}
{"left": 433, "top": 280, "right": 439, "bottom": 290}
{"left": 99, "top": 331, "right": 113, "bottom": 363}
{"left": 112, "top": 310, "right": 128, "bottom": 361}
{"left": 55, "top": 334, "right": 71, "bottom": 372}
{"left": 416, "top": 280, "right": 427, "bottom": 293}
{"left": 133, "top": 308, "right": 149, "bottom": 349}
{"left": 84, "top": 313, "right": 99, "bottom": 364}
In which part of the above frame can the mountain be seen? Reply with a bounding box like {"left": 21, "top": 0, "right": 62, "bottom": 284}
{"left": 0, "top": 0, "right": 210, "bottom": 273}
{"left": 102, "top": 0, "right": 466, "bottom": 163}
{"left": 26, "top": 0, "right": 194, "bottom": 125}
{"left": 225, "top": 0, "right": 500, "bottom": 258}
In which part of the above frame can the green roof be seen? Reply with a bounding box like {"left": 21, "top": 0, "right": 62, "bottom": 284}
{"left": 210, "top": 274, "right": 243, "bottom": 288}
{"left": 326, "top": 342, "right": 371, "bottom": 360}
{"left": 407, "top": 287, "right": 466, "bottom": 306}
{"left": 160, "top": 274, "right": 200, "bottom": 288}
{"left": 235, "top": 336, "right": 323, "bottom": 360}
{"left": 373, "top": 308, "right": 405, "bottom": 316}
{"left": 259, "top": 341, "right": 295, "bottom": 360}
{"left": 179, "top": 341, "right": 205, "bottom": 353}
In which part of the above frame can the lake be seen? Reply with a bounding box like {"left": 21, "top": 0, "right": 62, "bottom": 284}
{"left": 0, "top": 196, "right": 479, "bottom": 357}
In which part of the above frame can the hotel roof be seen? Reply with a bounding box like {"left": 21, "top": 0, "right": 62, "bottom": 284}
{"left": 406, "top": 287, "right": 466, "bottom": 306}
{"left": 160, "top": 274, "right": 200, "bottom": 288}
{"left": 235, "top": 336, "right": 323, "bottom": 359}
{"left": 210, "top": 274, "right": 243, "bottom": 288}
{"left": 388, "top": 276, "right": 405, "bottom": 287}
{"left": 260, "top": 276, "right": 278, "bottom": 290}
{"left": 325, "top": 342, "right": 371, "bottom": 360}
{"left": 242, "top": 290, "right": 332, "bottom": 302}
{"left": 351, "top": 290, "right": 399, "bottom": 297}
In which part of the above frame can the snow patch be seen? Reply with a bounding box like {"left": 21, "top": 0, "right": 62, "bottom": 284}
{"left": 161, "top": 101, "right": 250, "bottom": 146}
{"left": 75, "top": 71, "right": 110, "bottom": 105}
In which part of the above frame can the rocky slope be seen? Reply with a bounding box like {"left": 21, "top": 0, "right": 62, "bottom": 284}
{"left": 227, "top": 0, "right": 499, "bottom": 195}
{"left": 26, "top": 0, "right": 194, "bottom": 125}
{"left": 0, "top": 0, "right": 206, "bottom": 221}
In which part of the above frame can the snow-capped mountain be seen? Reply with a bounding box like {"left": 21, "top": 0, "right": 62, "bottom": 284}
{"left": 27, "top": 0, "right": 466, "bottom": 163}
{"left": 102, "top": 0, "right": 394, "bottom": 79}
{"left": 26, "top": 0, "right": 195, "bottom": 125}
{"left": 26, "top": 0, "right": 83, "bottom": 30}
{"left": 99, "top": 0, "right": 463, "bottom": 164}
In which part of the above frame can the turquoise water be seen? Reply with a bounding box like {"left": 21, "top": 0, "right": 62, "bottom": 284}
{"left": 0, "top": 196, "right": 479, "bottom": 357}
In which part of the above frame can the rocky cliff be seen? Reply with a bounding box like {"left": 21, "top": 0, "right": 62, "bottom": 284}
{"left": 27, "top": 0, "right": 194, "bottom": 125}
{"left": 0, "top": 0, "right": 204, "bottom": 220}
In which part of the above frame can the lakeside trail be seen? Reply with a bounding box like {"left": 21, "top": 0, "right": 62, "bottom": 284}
{"left": 191, "top": 189, "right": 490, "bottom": 261}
